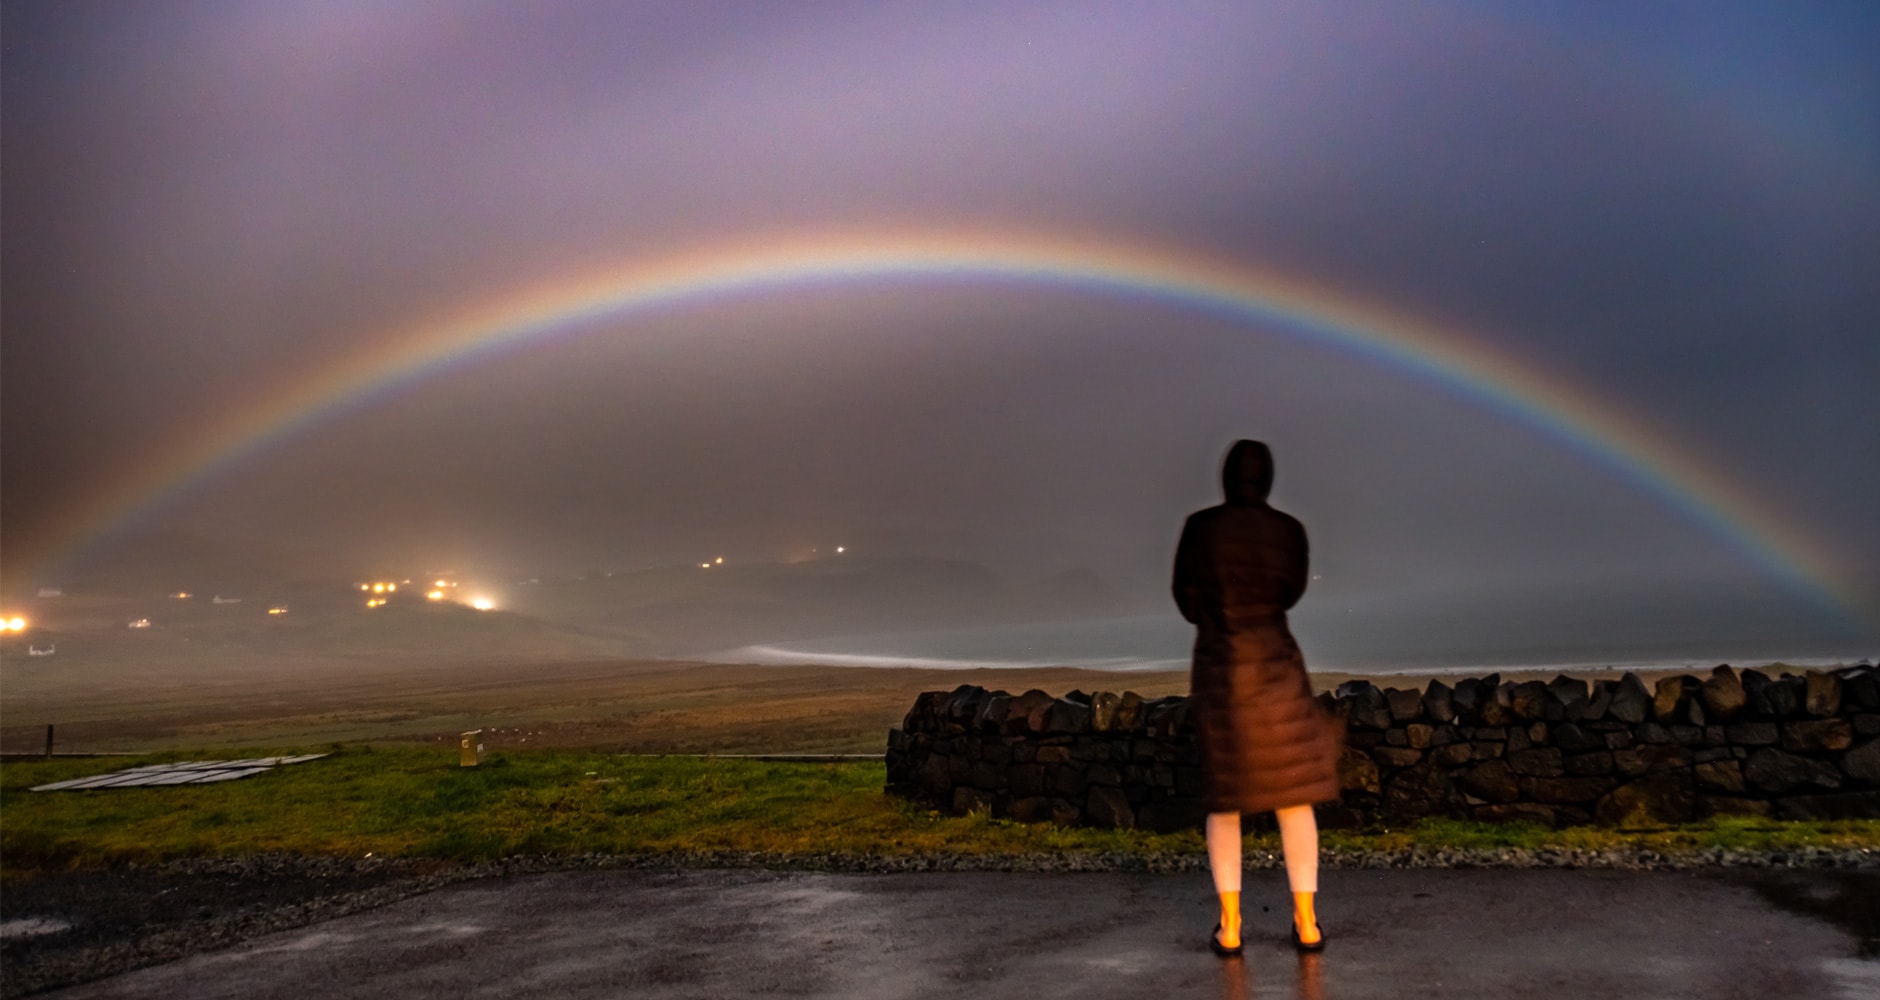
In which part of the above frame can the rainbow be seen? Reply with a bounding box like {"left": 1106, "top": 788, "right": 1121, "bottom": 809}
{"left": 33, "top": 231, "right": 1868, "bottom": 626}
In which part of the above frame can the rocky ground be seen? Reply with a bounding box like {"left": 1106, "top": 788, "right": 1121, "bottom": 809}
{"left": 4, "top": 846, "right": 1877, "bottom": 997}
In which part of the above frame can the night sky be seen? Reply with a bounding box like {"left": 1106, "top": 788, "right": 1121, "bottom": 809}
{"left": 4, "top": 2, "right": 1877, "bottom": 651}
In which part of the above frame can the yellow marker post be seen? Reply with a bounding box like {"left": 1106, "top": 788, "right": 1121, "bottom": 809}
{"left": 459, "top": 729, "right": 484, "bottom": 767}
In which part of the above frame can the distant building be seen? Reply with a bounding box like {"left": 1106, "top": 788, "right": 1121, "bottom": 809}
{"left": 28, "top": 643, "right": 56, "bottom": 656}
{"left": 36, "top": 587, "right": 63, "bottom": 598}
{"left": 212, "top": 595, "right": 242, "bottom": 604}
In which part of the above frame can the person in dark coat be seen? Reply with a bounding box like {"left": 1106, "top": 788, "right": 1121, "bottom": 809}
{"left": 1173, "top": 440, "right": 1341, "bottom": 955}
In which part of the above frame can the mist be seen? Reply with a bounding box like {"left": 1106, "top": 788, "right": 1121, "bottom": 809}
{"left": 5, "top": 2, "right": 1878, "bottom": 675}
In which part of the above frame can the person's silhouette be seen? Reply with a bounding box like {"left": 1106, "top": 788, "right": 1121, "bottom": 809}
{"left": 1173, "top": 440, "right": 1343, "bottom": 954}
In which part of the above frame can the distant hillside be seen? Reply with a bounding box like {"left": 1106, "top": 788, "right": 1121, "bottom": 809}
{"left": 6, "top": 532, "right": 1129, "bottom": 667}
{"left": 1017, "top": 567, "right": 1126, "bottom": 620}
{"left": 0, "top": 589, "right": 640, "bottom": 673}
{"left": 503, "top": 555, "right": 1020, "bottom": 653}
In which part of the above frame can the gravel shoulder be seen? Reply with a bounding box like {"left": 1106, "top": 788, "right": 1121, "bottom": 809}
{"left": 5, "top": 846, "right": 1877, "bottom": 997}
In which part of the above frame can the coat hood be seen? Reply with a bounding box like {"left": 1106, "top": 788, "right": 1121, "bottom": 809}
{"left": 1221, "top": 439, "right": 1274, "bottom": 505}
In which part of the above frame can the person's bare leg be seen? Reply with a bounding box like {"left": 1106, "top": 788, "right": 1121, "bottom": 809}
{"left": 1276, "top": 805, "right": 1321, "bottom": 944}
{"left": 1205, "top": 811, "right": 1243, "bottom": 948}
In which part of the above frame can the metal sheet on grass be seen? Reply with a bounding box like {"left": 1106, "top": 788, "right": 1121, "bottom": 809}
{"left": 29, "top": 753, "right": 330, "bottom": 791}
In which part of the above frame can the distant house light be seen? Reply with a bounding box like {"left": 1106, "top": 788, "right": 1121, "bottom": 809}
{"left": 2, "top": 616, "right": 27, "bottom": 632}
{"left": 267, "top": 606, "right": 289, "bottom": 615}
{"left": 127, "top": 618, "right": 151, "bottom": 629}
{"left": 170, "top": 591, "right": 192, "bottom": 600}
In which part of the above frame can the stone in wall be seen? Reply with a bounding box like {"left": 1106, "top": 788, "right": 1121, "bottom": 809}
{"left": 884, "top": 664, "right": 1880, "bottom": 831}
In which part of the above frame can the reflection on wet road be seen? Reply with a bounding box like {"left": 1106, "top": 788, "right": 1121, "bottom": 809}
{"left": 43, "top": 868, "right": 1875, "bottom": 999}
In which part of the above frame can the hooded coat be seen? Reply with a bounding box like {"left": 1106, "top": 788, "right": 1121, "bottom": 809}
{"left": 1173, "top": 440, "right": 1342, "bottom": 814}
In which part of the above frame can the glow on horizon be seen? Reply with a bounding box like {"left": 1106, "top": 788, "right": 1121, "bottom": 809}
{"left": 25, "top": 230, "right": 1871, "bottom": 629}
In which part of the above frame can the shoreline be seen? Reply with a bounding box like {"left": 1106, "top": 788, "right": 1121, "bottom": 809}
{"left": 707, "top": 643, "right": 1869, "bottom": 679}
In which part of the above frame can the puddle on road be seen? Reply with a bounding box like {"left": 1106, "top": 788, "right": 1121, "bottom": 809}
{"left": 1748, "top": 872, "right": 1880, "bottom": 959}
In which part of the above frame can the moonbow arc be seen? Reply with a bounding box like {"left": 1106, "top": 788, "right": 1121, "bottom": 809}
{"left": 36, "top": 232, "right": 1865, "bottom": 626}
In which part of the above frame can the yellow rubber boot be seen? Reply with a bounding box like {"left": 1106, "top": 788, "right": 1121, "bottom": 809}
{"left": 1293, "top": 891, "right": 1320, "bottom": 946}
{"left": 1217, "top": 891, "right": 1242, "bottom": 950}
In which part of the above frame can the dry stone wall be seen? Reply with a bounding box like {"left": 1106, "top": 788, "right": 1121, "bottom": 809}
{"left": 884, "top": 665, "right": 1880, "bottom": 831}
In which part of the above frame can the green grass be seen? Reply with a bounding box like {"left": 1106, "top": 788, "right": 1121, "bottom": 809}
{"left": 0, "top": 748, "right": 1200, "bottom": 870}
{"left": 1317, "top": 815, "right": 1880, "bottom": 856}
{"left": 3, "top": 749, "right": 1875, "bottom": 874}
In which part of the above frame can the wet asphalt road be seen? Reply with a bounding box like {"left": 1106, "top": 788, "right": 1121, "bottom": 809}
{"left": 39, "top": 868, "right": 1879, "bottom": 999}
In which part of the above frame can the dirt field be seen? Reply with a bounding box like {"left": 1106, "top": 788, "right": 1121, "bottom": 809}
{"left": 0, "top": 656, "right": 1192, "bottom": 755}
{"left": 0, "top": 649, "right": 1712, "bottom": 757}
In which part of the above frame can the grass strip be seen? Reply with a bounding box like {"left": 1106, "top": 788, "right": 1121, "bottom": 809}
{"left": 4, "top": 748, "right": 1876, "bottom": 873}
